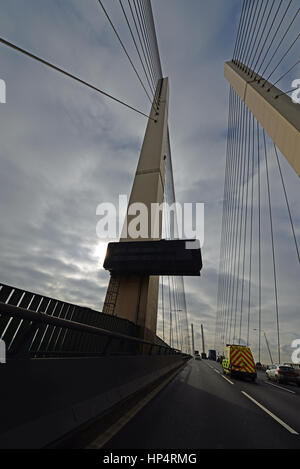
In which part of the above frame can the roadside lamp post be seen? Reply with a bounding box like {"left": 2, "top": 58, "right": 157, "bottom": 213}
{"left": 253, "top": 329, "right": 274, "bottom": 365}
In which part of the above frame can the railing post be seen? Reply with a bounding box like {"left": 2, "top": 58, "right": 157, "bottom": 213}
{"left": 9, "top": 322, "right": 39, "bottom": 358}
{"left": 103, "top": 336, "right": 113, "bottom": 356}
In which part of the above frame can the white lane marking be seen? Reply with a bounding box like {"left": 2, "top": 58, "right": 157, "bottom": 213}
{"left": 221, "top": 375, "right": 234, "bottom": 385}
{"left": 264, "top": 381, "right": 296, "bottom": 394}
{"left": 241, "top": 391, "right": 299, "bottom": 435}
{"left": 214, "top": 369, "right": 220, "bottom": 374}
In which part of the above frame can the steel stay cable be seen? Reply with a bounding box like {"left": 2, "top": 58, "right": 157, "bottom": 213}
{"left": 226, "top": 93, "right": 244, "bottom": 344}
{"left": 233, "top": 0, "right": 247, "bottom": 60}
{"left": 163, "top": 167, "right": 179, "bottom": 350}
{"left": 235, "top": 0, "right": 251, "bottom": 63}
{"left": 133, "top": 0, "right": 157, "bottom": 89}
{"left": 142, "top": 0, "right": 162, "bottom": 85}
{"left": 242, "top": 0, "right": 265, "bottom": 71}
{"left": 236, "top": 0, "right": 253, "bottom": 64}
{"left": 257, "top": 122, "right": 262, "bottom": 363}
{"left": 264, "top": 32, "right": 300, "bottom": 84}
{"left": 255, "top": 0, "right": 293, "bottom": 79}
{"left": 221, "top": 89, "right": 240, "bottom": 345}
{"left": 246, "top": 0, "right": 270, "bottom": 72}
{"left": 97, "top": 0, "right": 154, "bottom": 105}
{"left": 174, "top": 277, "right": 183, "bottom": 351}
{"left": 216, "top": 88, "right": 234, "bottom": 345}
{"left": 0, "top": 36, "right": 154, "bottom": 120}
{"left": 263, "top": 130, "right": 281, "bottom": 363}
{"left": 164, "top": 134, "right": 189, "bottom": 353}
{"left": 216, "top": 88, "right": 232, "bottom": 333}
{"left": 141, "top": 0, "right": 161, "bottom": 81}
{"left": 253, "top": 0, "right": 284, "bottom": 80}
{"left": 218, "top": 88, "right": 235, "bottom": 345}
{"left": 267, "top": 60, "right": 300, "bottom": 91}
{"left": 233, "top": 107, "right": 250, "bottom": 342}
{"left": 250, "top": 0, "right": 276, "bottom": 77}
{"left": 247, "top": 114, "right": 255, "bottom": 346}
{"left": 275, "top": 85, "right": 300, "bottom": 98}
{"left": 239, "top": 0, "right": 260, "bottom": 68}
{"left": 239, "top": 106, "right": 252, "bottom": 343}
{"left": 229, "top": 102, "right": 247, "bottom": 342}
{"left": 273, "top": 145, "right": 300, "bottom": 264}
{"left": 125, "top": 0, "right": 161, "bottom": 111}
{"left": 119, "top": 0, "right": 156, "bottom": 99}
{"left": 228, "top": 97, "right": 246, "bottom": 343}
{"left": 224, "top": 91, "right": 242, "bottom": 345}
{"left": 261, "top": 7, "right": 300, "bottom": 82}
{"left": 232, "top": 101, "right": 249, "bottom": 342}
{"left": 168, "top": 276, "right": 173, "bottom": 347}
{"left": 172, "top": 276, "right": 180, "bottom": 349}
{"left": 143, "top": 0, "right": 163, "bottom": 79}
{"left": 248, "top": 0, "right": 274, "bottom": 76}
{"left": 137, "top": 0, "right": 157, "bottom": 84}
{"left": 171, "top": 276, "right": 177, "bottom": 348}
{"left": 127, "top": 0, "right": 156, "bottom": 90}
{"left": 225, "top": 91, "right": 243, "bottom": 342}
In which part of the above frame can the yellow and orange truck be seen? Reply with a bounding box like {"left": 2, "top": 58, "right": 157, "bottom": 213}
{"left": 222, "top": 345, "right": 257, "bottom": 382}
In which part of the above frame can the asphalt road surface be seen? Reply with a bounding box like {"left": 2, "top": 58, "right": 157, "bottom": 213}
{"left": 104, "top": 359, "right": 300, "bottom": 449}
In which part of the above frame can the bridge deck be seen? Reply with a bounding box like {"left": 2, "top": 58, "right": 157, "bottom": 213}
{"left": 102, "top": 360, "right": 300, "bottom": 449}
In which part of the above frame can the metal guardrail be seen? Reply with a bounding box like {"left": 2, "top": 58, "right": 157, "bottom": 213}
{"left": 0, "top": 302, "right": 185, "bottom": 358}
{"left": 0, "top": 285, "right": 188, "bottom": 358}
{"left": 0, "top": 282, "right": 137, "bottom": 357}
{"left": 0, "top": 283, "right": 139, "bottom": 336}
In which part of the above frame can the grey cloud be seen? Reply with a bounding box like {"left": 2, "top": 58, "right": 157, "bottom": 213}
{"left": 0, "top": 0, "right": 299, "bottom": 363}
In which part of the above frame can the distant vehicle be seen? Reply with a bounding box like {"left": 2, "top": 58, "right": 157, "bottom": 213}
{"left": 201, "top": 352, "right": 207, "bottom": 359}
{"left": 208, "top": 350, "right": 216, "bottom": 361}
{"left": 292, "top": 364, "right": 300, "bottom": 377}
{"left": 194, "top": 350, "right": 201, "bottom": 360}
{"left": 217, "top": 355, "right": 224, "bottom": 363}
{"left": 266, "top": 365, "right": 300, "bottom": 386}
{"left": 222, "top": 345, "right": 257, "bottom": 382}
{"left": 283, "top": 363, "right": 300, "bottom": 377}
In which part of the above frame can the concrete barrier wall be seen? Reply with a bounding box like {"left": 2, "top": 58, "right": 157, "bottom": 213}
{"left": 0, "top": 355, "right": 188, "bottom": 448}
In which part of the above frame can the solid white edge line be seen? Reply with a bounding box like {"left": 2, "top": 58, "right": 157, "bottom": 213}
{"left": 241, "top": 391, "right": 299, "bottom": 435}
{"left": 264, "top": 381, "right": 296, "bottom": 394}
{"left": 221, "top": 375, "right": 234, "bottom": 385}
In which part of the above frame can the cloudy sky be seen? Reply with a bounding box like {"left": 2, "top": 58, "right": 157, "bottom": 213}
{"left": 0, "top": 0, "right": 299, "bottom": 363}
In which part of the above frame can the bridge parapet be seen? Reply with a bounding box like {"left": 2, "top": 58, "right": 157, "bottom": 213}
{"left": 0, "top": 283, "right": 190, "bottom": 448}
{"left": 0, "top": 283, "right": 140, "bottom": 358}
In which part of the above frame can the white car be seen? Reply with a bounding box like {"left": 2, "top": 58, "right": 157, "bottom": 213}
{"left": 266, "top": 364, "right": 300, "bottom": 386}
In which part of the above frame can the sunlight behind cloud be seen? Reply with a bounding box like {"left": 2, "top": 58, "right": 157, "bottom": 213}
{"left": 93, "top": 242, "right": 109, "bottom": 268}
